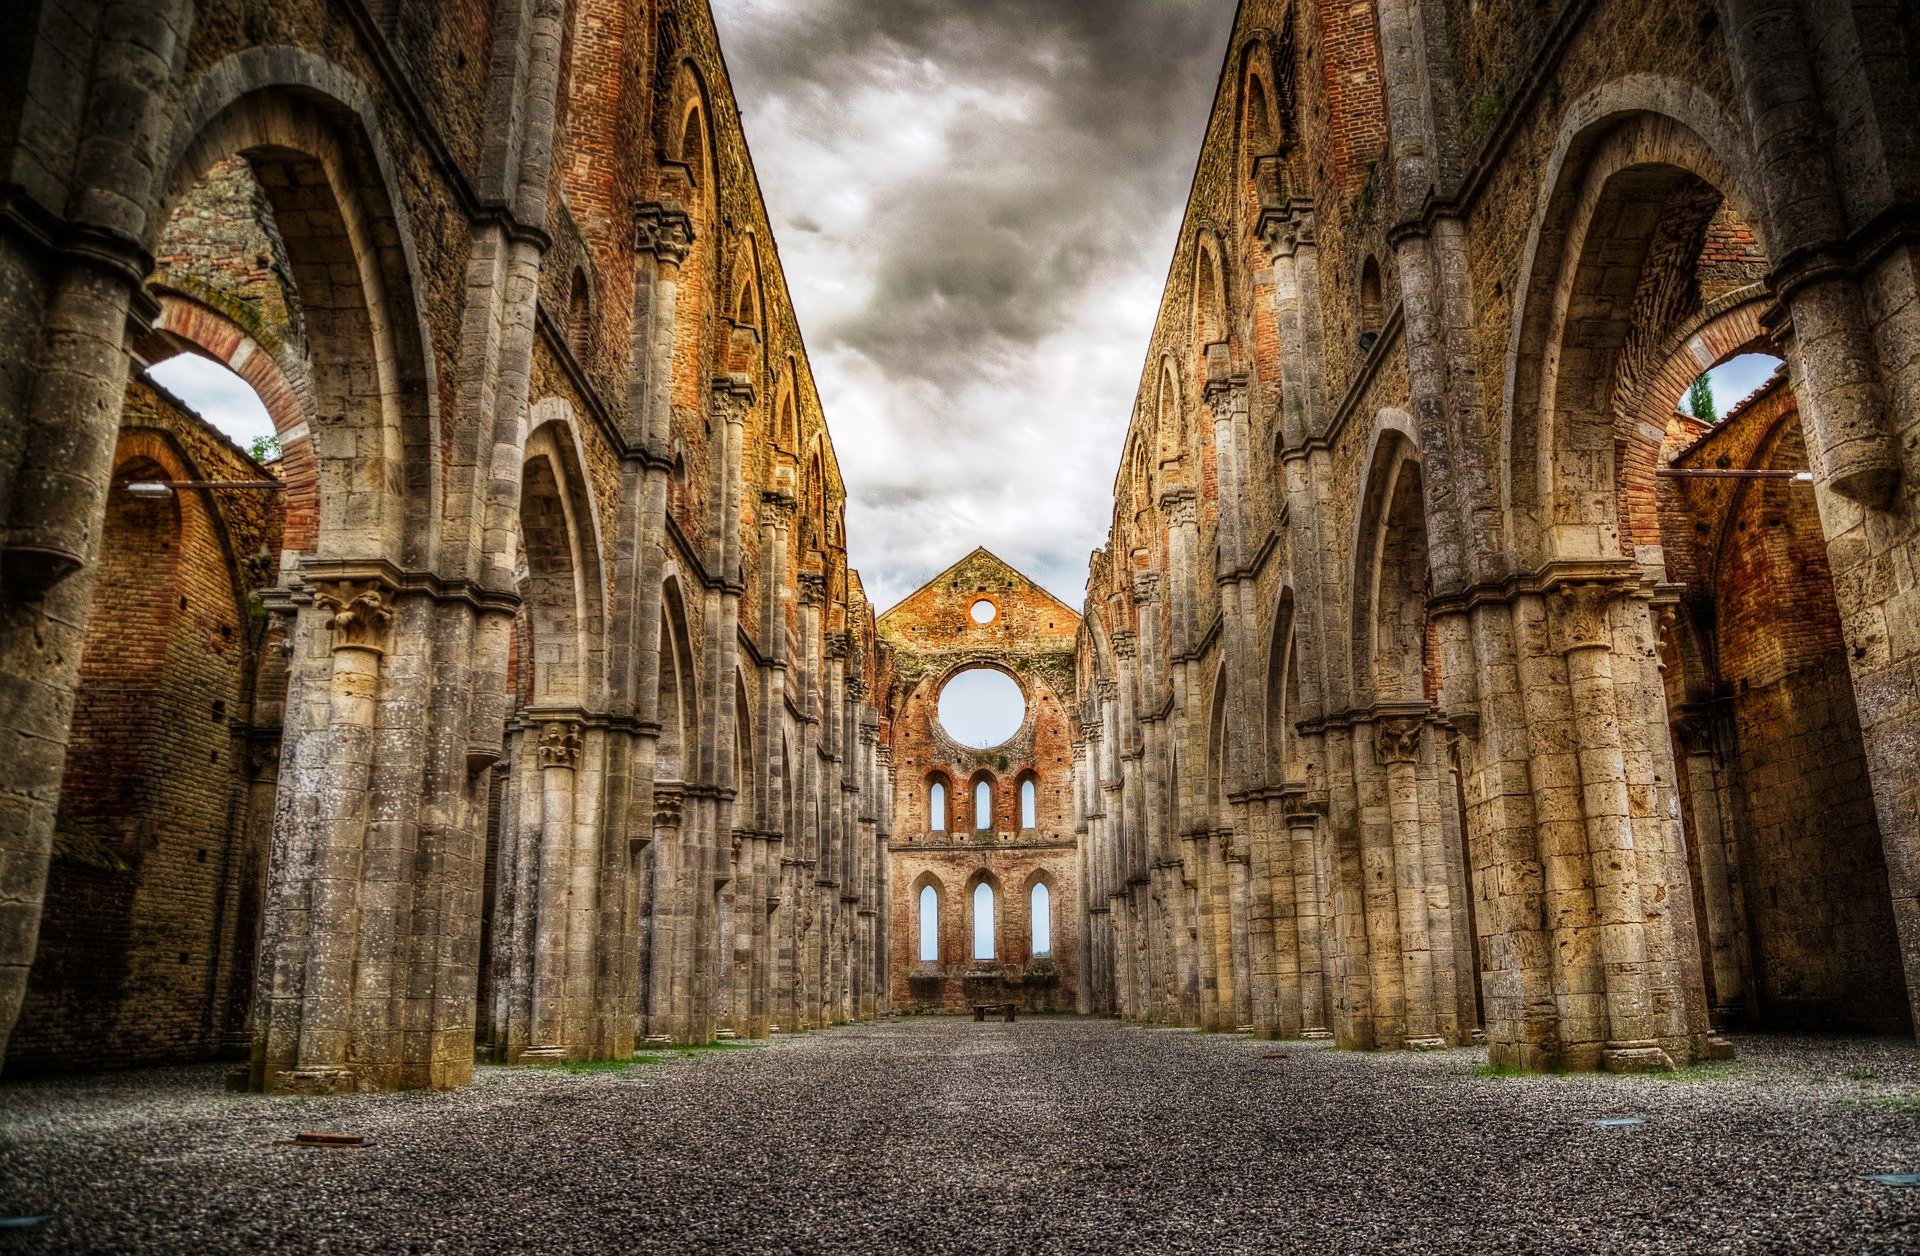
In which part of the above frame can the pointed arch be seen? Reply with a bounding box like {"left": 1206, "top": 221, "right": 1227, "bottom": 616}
{"left": 656, "top": 571, "right": 698, "bottom": 782}
{"left": 1350, "top": 413, "right": 1429, "bottom": 706}
{"left": 520, "top": 403, "right": 608, "bottom": 709}
{"left": 163, "top": 51, "right": 443, "bottom": 566}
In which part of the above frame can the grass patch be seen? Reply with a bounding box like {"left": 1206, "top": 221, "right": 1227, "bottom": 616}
{"left": 534, "top": 1054, "right": 663, "bottom": 1074}
{"left": 1471, "top": 1063, "right": 1538, "bottom": 1079}
{"left": 1632, "top": 1061, "right": 1744, "bottom": 1085}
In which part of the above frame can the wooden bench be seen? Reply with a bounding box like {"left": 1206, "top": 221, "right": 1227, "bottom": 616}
{"left": 972, "top": 1002, "right": 1016, "bottom": 1023}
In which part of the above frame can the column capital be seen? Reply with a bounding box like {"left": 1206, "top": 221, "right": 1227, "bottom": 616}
{"left": 311, "top": 578, "right": 393, "bottom": 652}
{"left": 634, "top": 201, "right": 695, "bottom": 269}
{"left": 1130, "top": 570, "right": 1161, "bottom": 604}
{"left": 1158, "top": 489, "right": 1198, "bottom": 527}
{"left": 798, "top": 571, "right": 827, "bottom": 604}
{"left": 537, "top": 719, "right": 584, "bottom": 769}
{"left": 1374, "top": 717, "right": 1423, "bottom": 765}
{"left": 760, "top": 490, "right": 798, "bottom": 525}
{"left": 710, "top": 372, "right": 755, "bottom": 419}
{"left": 1548, "top": 579, "right": 1630, "bottom": 655}
{"left": 652, "top": 783, "right": 686, "bottom": 831}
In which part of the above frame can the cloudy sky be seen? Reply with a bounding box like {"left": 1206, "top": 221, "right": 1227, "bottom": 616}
{"left": 709, "top": 0, "right": 1236, "bottom": 610}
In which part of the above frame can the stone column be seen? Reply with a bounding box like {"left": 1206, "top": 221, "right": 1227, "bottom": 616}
{"left": 1672, "top": 712, "right": 1749, "bottom": 1024}
{"left": 1549, "top": 581, "right": 1667, "bottom": 1072}
{"left": 1280, "top": 788, "right": 1331, "bottom": 1038}
{"left": 1376, "top": 717, "right": 1442, "bottom": 1048}
{"left": 266, "top": 579, "right": 391, "bottom": 1090}
{"left": 524, "top": 719, "right": 583, "bottom": 1059}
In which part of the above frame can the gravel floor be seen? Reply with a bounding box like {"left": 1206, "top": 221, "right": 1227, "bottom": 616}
{"left": 3, "top": 1020, "right": 1919, "bottom": 1253}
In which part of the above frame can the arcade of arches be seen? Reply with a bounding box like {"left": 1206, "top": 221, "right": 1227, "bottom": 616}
{"left": 1, "top": 0, "right": 1919, "bottom": 1095}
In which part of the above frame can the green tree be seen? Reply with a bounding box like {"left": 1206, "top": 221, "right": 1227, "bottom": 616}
{"left": 1686, "top": 373, "right": 1716, "bottom": 424}
{"left": 249, "top": 432, "right": 282, "bottom": 463}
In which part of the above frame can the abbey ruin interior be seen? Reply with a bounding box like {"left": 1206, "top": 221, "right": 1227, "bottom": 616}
{"left": 4, "top": 0, "right": 1920, "bottom": 1248}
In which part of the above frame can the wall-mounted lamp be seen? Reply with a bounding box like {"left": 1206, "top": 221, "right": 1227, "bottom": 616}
{"left": 1654, "top": 469, "right": 1814, "bottom": 482}
{"left": 123, "top": 479, "right": 284, "bottom": 499}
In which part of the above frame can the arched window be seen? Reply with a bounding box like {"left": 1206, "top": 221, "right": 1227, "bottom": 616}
{"left": 1031, "top": 883, "right": 1052, "bottom": 957}
{"left": 1359, "top": 256, "right": 1383, "bottom": 352}
{"left": 972, "top": 882, "right": 996, "bottom": 960}
{"left": 929, "top": 778, "right": 947, "bottom": 832}
{"left": 1019, "top": 776, "right": 1037, "bottom": 830}
{"left": 918, "top": 885, "right": 939, "bottom": 963}
{"left": 974, "top": 778, "right": 992, "bottom": 831}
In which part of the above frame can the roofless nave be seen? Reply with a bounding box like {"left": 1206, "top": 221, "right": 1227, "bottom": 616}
{"left": 1, "top": 0, "right": 1918, "bottom": 1095}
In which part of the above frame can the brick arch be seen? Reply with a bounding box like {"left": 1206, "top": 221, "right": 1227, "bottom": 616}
{"left": 1192, "top": 229, "right": 1230, "bottom": 377}
{"left": 1501, "top": 82, "right": 1761, "bottom": 571}
{"left": 1618, "top": 294, "right": 1774, "bottom": 562}
{"left": 152, "top": 293, "right": 319, "bottom": 556}
{"left": 164, "top": 52, "right": 441, "bottom": 568}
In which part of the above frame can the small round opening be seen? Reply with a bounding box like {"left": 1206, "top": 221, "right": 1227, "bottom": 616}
{"left": 937, "top": 667, "right": 1025, "bottom": 749}
{"left": 969, "top": 598, "right": 997, "bottom": 625}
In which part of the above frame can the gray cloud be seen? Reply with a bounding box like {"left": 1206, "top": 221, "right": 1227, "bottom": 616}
{"left": 712, "top": 0, "right": 1233, "bottom": 609}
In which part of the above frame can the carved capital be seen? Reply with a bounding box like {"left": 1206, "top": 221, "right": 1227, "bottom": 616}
{"left": 634, "top": 201, "right": 694, "bottom": 268}
{"left": 312, "top": 579, "right": 392, "bottom": 652}
{"left": 761, "top": 490, "right": 798, "bottom": 525}
{"left": 710, "top": 372, "right": 755, "bottom": 420}
{"left": 1159, "top": 490, "right": 1199, "bottom": 528}
{"left": 653, "top": 784, "right": 685, "bottom": 831}
{"left": 1374, "top": 717, "right": 1423, "bottom": 765}
{"left": 1671, "top": 713, "right": 1717, "bottom": 757}
{"left": 1110, "top": 629, "right": 1137, "bottom": 660}
{"left": 797, "top": 571, "right": 827, "bottom": 605}
{"left": 1549, "top": 580, "right": 1626, "bottom": 655}
{"left": 537, "top": 720, "right": 584, "bottom": 770}
{"left": 1130, "top": 571, "right": 1162, "bottom": 605}
{"left": 825, "top": 630, "right": 852, "bottom": 660}
{"left": 1279, "top": 787, "right": 1321, "bottom": 824}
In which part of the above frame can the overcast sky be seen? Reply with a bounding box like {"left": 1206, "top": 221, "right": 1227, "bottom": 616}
{"left": 710, "top": 0, "right": 1235, "bottom": 611}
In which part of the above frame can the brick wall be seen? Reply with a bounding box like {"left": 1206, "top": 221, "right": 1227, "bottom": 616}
{"left": 1660, "top": 381, "right": 1908, "bottom": 1032}
{"left": 8, "top": 378, "right": 283, "bottom": 1072}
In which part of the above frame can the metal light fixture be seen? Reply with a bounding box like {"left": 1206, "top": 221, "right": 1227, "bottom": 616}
{"left": 122, "top": 479, "right": 283, "bottom": 498}
{"left": 1654, "top": 468, "right": 1814, "bottom": 482}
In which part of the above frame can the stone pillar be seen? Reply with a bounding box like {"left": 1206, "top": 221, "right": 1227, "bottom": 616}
{"left": 1376, "top": 718, "right": 1442, "bottom": 1048}
{"left": 0, "top": 1, "right": 189, "bottom": 1068}
{"left": 524, "top": 719, "right": 583, "bottom": 1058}
{"left": 1672, "top": 713, "right": 1748, "bottom": 1023}
{"left": 1281, "top": 788, "right": 1331, "bottom": 1038}
{"left": 1549, "top": 581, "right": 1667, "bottom": 1072}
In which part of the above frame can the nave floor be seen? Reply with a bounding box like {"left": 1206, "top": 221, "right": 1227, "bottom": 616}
{"left": 3, "top": 1018, "right": 1919, "bottom": 1252}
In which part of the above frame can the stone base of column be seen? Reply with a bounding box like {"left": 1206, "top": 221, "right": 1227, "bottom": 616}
{"left": 270, "top": 1066, "right": 357, "bottom": 1095}
{"left": 1602, "top": 1040, "right": 1676, "bottom": 1073}
{"left": 1301, "top": 1026, "right": 1333, "bottom": 1040}
{"left": 1404, "top": 1035, "right": 1448, "bottom": 1051}
{"left": 1703, "top": 1034, "right": 1737, "bottom": 1061}
{"left": 518, "top": 1046, "right": 566, "bottom": 1064}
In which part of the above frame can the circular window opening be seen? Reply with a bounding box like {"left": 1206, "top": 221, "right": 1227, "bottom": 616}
{"left": 969, "top": 598, "right": 997, "bottom": 625}
{"left": 937, "top": 667, "right": 1025, "bottom": 749}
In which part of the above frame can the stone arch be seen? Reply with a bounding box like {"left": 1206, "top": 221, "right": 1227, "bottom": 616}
{"left": 1264, "top": 584, "right": 1298, "bottom": 781}
{"left": 1155, "top": 356, "right": 1185, "bottom": 465}
{"left": 1501, "top": 80, "right": 1764, "bottom": 569}
{"left": 1350, "top": 413, "right": 1428, "bottom": 705}
{"left": 656, "top": 571, "right": 698, "bottom": 783}
{"left": 163, "top": 51, "right": 443, "bottom": 567}
{"left": 668, "top": 62, "right": 720, "bottom": 412}
{"left": 518, "top": 406, "right": 607, "bottom": 710}
{"left": 1192, "top": 230, "right": 1229, "bottom": 374}
{"left": 1358, "top": 256, "right": 1383, "bottom": 347}
{"left": 1205, "top": 659, "right": 1231, "bottom": 825}
{"left": 1015, "top": 769, "right": 1039, "bottom": 832}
